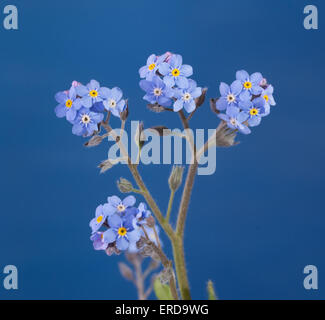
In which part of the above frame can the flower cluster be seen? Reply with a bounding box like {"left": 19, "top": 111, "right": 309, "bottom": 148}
{"left": 216, "top": 70, "right": 276, "bottom": 134}
{"left": 139, "top": 53, "right": 202, "bottom": 113}
{"left": 54, "top": 80, "right": 127, "bottom": 136}
{"left": 89, "top": 195, "right": 160, "bottom": 254}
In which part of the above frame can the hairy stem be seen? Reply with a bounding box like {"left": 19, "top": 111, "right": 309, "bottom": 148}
{"left": 165, "top": 190, "right": 175, "bottom": 223}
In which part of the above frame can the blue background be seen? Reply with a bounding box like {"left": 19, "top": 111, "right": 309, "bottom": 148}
{"left": 0, "top": 0, "right": 324, "bottom": 300}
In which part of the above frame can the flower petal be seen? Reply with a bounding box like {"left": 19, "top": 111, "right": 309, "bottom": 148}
{"left": 122, "top": 195, "right": 136, "bottom": 207}
{"left": 103, "top": 229, "right": 117, "bottom": 244}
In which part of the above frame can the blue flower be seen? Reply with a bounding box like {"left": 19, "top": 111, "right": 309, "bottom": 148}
{"left": 135, "top": 202, "right": 151, "bottom": 226}
{"left": 216, "top": 80, "right": 242, "bottom": 111}
{"left": 104, "top": 195, "right": 136, "bottom": 216}
{"left": 173, "top": 79, "right": 202, "bottom": 113}
{"left": 239, "top": 97, "right": 266, "bottom": 127}
{"left": 236, "top": 70, "right": 263, "bottom": 100}
{"left": 90, "top": 232, "right": 108, "bottom": 251}
{"left": 103, "top": 214, "right": 141, "bottom": 251}
{"left": 139, "top": 76, "right": 174, "bottom": 107}
{"left": 139, "top": 53, "right": 167, "bottom": 80}
{"left": 102, "top": 87, "right": 126, "bottom": 118}
{"left": 158, "top": 54, "right": 193, "bottom": 88}
{"left": 75, "top": 80, "right": 109, "bottom": 108}
{"left": 54, "top": 87, "right": 82, "bottom": 122}
{"left": 72, "top": 107, "right": 104, "bottom": 137}
{"left": 218, "top": 106, "right": 251, "bottom": 134}
{"left": 260, "top": 85, "right": 276, "bottom": 117}
{"left": 89, "top": 204, "right": 113, "bottom": 233}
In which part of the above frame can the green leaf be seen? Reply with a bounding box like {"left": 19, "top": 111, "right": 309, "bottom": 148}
{"left": 207, "top": 280, "right": 218, "bottom": 300}
{"left": 153, "top": 277, "right": 173, "bottom": 300}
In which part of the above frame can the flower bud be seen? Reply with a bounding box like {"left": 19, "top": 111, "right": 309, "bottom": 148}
{"left": 195, "top": 88, "right": 208, "bottom": 108}
{"left": 120, "top": 100, "right": 129, "bottom": 121}
{"left": 117, "top": 178, "right": 134, "bottom": 193}
{"left": 141, "top": 244, "right": 154, "bottom": 257}
{"left": 168, "top": 166, "right": 184, "bottom": 192}
{"left": 146, "top": 216, "right": 155, "bottom": 228}
{"left": 118, "top": 262, "right": 134, "bottom": 282}
{"left": 215, "top": 122, "right": 239, "bottom": 147}
{"left": 84, "top": 135, "right": 103, "bottom": 147}
{"left": 159, "top": 265, "right": 174, "bottom": 285}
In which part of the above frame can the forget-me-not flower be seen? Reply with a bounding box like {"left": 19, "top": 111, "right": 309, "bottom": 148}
{"left": 72, "top": 107, "right": 104, "bottom": 137}
{"left": 89, "top": 204, "right": 113, "bottom": 233}
{"left": 139, "top": 76, "right": 174, "bottom": 107}
{"left": 260, "top": 85, "right": 276, "bottom": 117}
{"left": 103, "top": 214, "right": 141, "bottom": 251}
{"left": 105, "top": 195, "right": 136, "bottom": 216}
{"left": 239, "top": 97, "right": 266, "bottom": 127}
{"left": 236, "top": 70, "right": 263, "bottom": 101}
{"left": 75, "top": 80, "right": 108, "bottom": 108}
{"left": 216, "top": 80, "right": 242, "bottom": 111}
{"left": 55, "top": 87, "right": 82, "bottom": 122}
{"left": 139, "top": 53, "right": 167, "bottom": 80}
{"left": 218, "top": 106, "right": 251, "bottom": 134}
{"left": 173, "top": 79, "right": 202, "bottom": 113}
{"left": 158, "top": 54, "right": 193, "bottom": 88}
{"left": 102, "top": 87, "right": 126, "bottom": 118}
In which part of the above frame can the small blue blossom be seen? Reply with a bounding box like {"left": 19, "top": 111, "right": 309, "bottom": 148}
{"left": 102, "top": 87, "right": 126, "bottom": 118}
{"left": 260, "top": 85, "right": 276, "bottom": 117}
{"left": 218, "top": 106, "right": 251, "bottom": 135}
{"left": 89, "top": 204, "right": 113, "bottom": 233}
{"left": 239, "top": 97, "right": 266, "bottom": 127}
{"left": 135, "top": 202, "right": 151, "bottom": 226}
{"left": 72, "top": 107, "right": 104, "bottom": 137}
{"left": 216, "top": 80, "right": 242, "bottom": 111}
{"left": 90, "top": 232, "right": 108, "bottom": 251}
{"left": 139, "top": 76, "right": 174, "bottom": 107}
{"left": 105, "top": 195, "right": 136, "bottom": 216}
{"left": 139, "top": 53, "right": 167, "bottom": 80}
{"left": 173, "top": 79, "right": 202, "bottom": 113}
{"left": 75, "top": 80, "right": 109, "bottom": 108}
{"left": 236, "top": 70, "right": 263, "bottom": 101}
{"left": 54, "top": 87, "right": 82, "bottom": 122}
{"left": 103, "top": 214, "right": 141, "bottom": 251}
{"left": 158, "top": 54, "right": 193, "bottom": 88}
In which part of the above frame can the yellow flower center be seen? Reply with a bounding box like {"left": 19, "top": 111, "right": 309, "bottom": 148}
{"left": 148, "top": 63, "right": 156, "bottom": 71}
{"left": 263, "top": 94, "right": 269, "bottom": 102}
{"left": 89, "top": 90, "right": 98, "bottom": 98}
{"left": 65, "top": 99, "right": 73, "bottom": 108}
{"left": 250, "top": 108, "right": 259, "bottom": 116}
{"left": 243, "top": 81, "right": 252, "bottom": 89}
{"left": 117, "top": 204, "right": 126, "bottom": 212}
{"left": 118, "top": 227, "right": 127, "bottom": 237}
{"left": 96, "top": 215, "right": 103, "bottom": 223}
{"left": 100, "top": 233, "right": 104, "bottom": 240}
{"left": 172, "top": 68, "right": 180, "bottom": 77}
{"left": 81, "top": 114, "right": 91, "bottom": 124}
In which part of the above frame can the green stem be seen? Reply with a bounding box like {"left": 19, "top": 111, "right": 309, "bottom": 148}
{"left": 165, "top": 190, "right": 175, "bottom": 223}
{"left": 172, "top": 236, "right": 191, "bottom": 300}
